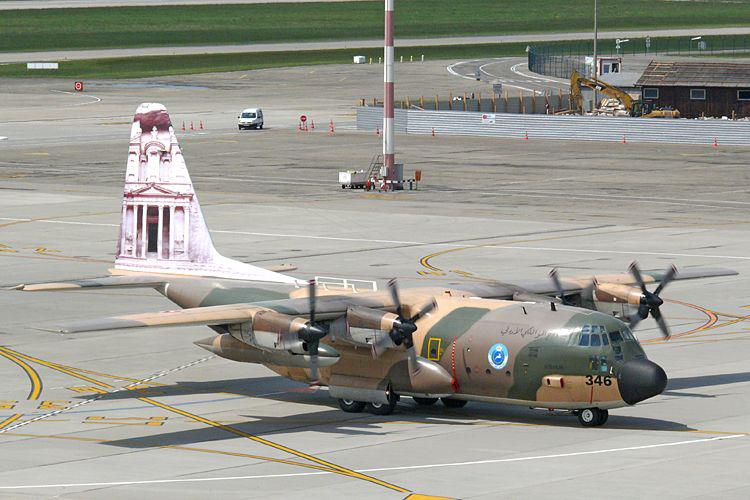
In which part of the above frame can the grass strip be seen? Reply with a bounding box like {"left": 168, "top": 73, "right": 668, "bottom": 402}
{"left": 0, "top": 43, "right": 530, "bottom": 79}
{"left": 1, "top": 0, "right": 749, "bottom": 53}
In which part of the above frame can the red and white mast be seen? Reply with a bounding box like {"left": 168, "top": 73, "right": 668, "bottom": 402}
{"left": 383, "top": 0, "right": 395, "bottom": 186}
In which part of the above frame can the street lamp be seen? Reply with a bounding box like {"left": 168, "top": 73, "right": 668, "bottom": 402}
{"left": 615, "top": 38, "right": 630, "bottom": 54}
{"left": 691, "top": 36, "right": 703, "bottom": 53}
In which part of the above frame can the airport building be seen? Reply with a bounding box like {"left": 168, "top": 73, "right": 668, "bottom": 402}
{"left": 636, "top": 61, "right": 750, "bottom": 119}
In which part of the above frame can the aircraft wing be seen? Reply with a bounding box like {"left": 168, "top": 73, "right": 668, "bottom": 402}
{"left": 519, "top": 267, "right": 738, "bottom": 297}
{"left": 53, "top": 303, "right": 263, "bottom": 334}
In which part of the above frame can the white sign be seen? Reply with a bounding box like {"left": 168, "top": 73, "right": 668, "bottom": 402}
{"left": 481, "top": 113, "right": 496, "bottom": 124}
{"left": 26, "top": 62, "right": 58, "bottom": 70}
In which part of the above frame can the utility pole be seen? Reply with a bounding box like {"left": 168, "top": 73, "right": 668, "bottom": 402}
{"left": 383, "top": 0, "right": 396, "bottom": 188}
{"left": 592, "top": 0, "right": 598, "bottom": 113}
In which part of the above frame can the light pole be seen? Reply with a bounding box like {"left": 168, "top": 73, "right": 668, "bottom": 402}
{"left": 592, "top": 0, "right": 598, "bottom": 113}
{"left": 616, "top": 38, "right": 630, "bottom": 55}
{"left": 691, "top": 36, "right": 702, "bottom": 54}
{"left": 593, "top": 0, "right": 598, "bottom": 78}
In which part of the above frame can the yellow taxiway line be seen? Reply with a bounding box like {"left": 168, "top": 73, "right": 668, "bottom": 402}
{"left": 0, "top": 348, "right": 42, "bottom": 400}
{"left": 0, "top": 414, "right": 23, "bottom": 430}
{"left": 0, "top": 346, "right": 410, "bottom": 494}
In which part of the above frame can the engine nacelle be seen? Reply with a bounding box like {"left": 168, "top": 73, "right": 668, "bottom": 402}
{"left": 227, "top": 309, "right": 308, "bottom": 354}
{"left": 588, "top": 283, "right": 642, "bottom": 320}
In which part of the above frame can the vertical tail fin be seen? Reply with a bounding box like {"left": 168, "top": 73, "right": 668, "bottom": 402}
{"left": 114, "top": 103, "right": 298, "bottom": 284}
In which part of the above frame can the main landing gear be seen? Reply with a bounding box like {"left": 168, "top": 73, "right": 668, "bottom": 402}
{"left": 576, "top": 408, "right": 609, "bottom": 427}
{"left": 337, "top": 393, "right": 399, "bottom": 415}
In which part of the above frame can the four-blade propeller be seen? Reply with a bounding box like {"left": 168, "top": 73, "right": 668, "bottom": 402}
{"left": 297, "top": 279, "right": 328, "bottom": 382}
{"left": 386, "top": 278, "right": 436, "bottom": 373}
{"left": 549, "top": 268, "right": 570, "bottom": 305}
{"left": 627, "top": 262, "right": 676, "bottom": 339}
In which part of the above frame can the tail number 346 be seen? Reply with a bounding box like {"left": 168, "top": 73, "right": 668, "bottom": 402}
{"left": 585, "top": 375, "right": 612, "bottom": 386}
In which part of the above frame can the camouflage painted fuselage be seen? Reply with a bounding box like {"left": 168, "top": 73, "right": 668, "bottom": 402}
{"left": 162, "top": 278, "right": 650, "bottom": 411}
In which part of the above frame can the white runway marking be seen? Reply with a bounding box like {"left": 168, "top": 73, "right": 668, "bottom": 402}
{"left": 0, "top": 433, "right": 743, "bottom": 490}
{"left": 50, "top": 89, "right": 102, "bottom": 106}
{"left": 510, "top": 62, "right": 568, "bottom": 85}
{"left": 477, "top": 60, "right": 547, "bottom": 94}
{"left": 446, "top": 60, "right": 480, "bottom": 81}
{"left": 0, "top": 217, "right": 747, "bottom": 261}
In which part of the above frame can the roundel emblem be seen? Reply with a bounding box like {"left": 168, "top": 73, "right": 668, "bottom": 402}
{"left": 488, "top": 343, "right": 509, "bottom": 370}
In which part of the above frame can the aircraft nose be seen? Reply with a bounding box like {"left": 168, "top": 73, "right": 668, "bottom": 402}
{"left": 617, "top": 359, "right": 668, "bottom": 405}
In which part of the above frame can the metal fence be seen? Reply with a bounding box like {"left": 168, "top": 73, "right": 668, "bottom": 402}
{"left": 356, "top": 106, "right": 750, "bottom": 146}
{"left": 529, "top": 34, "right": 750, "bottom": 79}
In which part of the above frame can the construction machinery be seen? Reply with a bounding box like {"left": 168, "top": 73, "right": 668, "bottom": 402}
{"left": 569, "top": 70, "right": 679, "bottom": 118}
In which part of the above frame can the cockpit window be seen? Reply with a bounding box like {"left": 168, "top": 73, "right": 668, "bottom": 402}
{"left": 609, "top": 330, "right": 623, "bottom": 343}
{"left": 591, "top": 334, "right": 601, "bottom": 347}
{"left": 602, "top": 333, "right": 610, "bottom": 345}
{"left": 579, "top": 333, "right": 590, "bottom": 346}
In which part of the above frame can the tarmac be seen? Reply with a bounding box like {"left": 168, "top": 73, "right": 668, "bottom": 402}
{"left": 0, "top": 61, "right": 749, "bottom": 499}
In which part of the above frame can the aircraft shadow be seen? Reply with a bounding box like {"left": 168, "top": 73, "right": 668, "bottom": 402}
{"left": 667, "top": 372, "right": 750, "bottom": 391}
{"left": 77, "top": 369, "right": 750, "bottom": 449}
{"left": 97, "top": 379, "right": 695, "bottom": 452}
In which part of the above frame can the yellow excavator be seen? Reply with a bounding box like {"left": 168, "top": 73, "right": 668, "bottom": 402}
{"left": 568, "top": 70, "right": 679, "bottom": 118}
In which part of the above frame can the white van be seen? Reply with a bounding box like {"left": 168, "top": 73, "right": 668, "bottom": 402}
{"left": 238, "top": 108, "right": 264, "bottom": 130}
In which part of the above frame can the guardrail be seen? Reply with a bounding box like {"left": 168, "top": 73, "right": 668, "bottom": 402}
{"left": 356, "top": 107, "right": 750, "bottom": 146}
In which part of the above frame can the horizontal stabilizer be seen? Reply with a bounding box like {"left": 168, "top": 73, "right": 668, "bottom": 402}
{"left": 12, "top": 275, "right": 169, "bottom": 292}
{"left": 55, "top": 303, "right": 264, "bottom": 333}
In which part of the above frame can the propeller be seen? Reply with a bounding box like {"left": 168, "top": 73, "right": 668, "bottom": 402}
{"left": 627, "top": 262, "right": 677, "bottom": 339}
{"left": 297, "top": 279, "right": 328, "bottom": 382}
{"left": 383, "top": 278, "right": 437, "bottom": 374}
{"left": 549, "top": 268, "right": 570, "bottom": 305}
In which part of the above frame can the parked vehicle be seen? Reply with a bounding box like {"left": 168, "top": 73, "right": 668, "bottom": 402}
{"left": 238, "top": 108, "right": 264, "bottom": 130}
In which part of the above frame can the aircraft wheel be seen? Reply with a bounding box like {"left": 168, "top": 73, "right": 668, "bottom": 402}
{"left": 366, "top": 392, "right": 398, "bottom": 415}
{"left": 338, "top": 399, "right": 366, "bottom": 413}
{"left": 577, "top": 408, "right": 607, "bottom": 427}
{"left": 441, "top": 397, "right": 468, "bottom": 408}
{"left": 413, "top": 397, "right": 438, "bottom": 406}
{"left": 366, "top": 400, "right": 397, "bottom": 415}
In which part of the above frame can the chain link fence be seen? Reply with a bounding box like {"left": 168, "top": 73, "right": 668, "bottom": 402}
{"left": 529, "top": 34, "right": 750, "bottom": 79}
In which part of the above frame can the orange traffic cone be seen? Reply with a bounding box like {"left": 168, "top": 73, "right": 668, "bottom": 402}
{"left": 329, "top": 120, "right": 335, "bottom": 135}
{"left": 311, "top": 120, "right": 315, "bottom": 130}
{"left": 712, "top": 137, "right": 718, "bottom": 148}
{"left": 181, "top": 121, "right": 185, "bottom": 132}
{"left": 189, "top": 121, "right": 194, "bottom": 131}
{"left": 523, "top": 130, "right": 529, "bottom": 140}
{"left": 622, "top": 135, "right": 627, "bottom": 144}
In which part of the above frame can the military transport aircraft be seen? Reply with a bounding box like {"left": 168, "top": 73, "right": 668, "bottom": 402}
{"left": 13, "top": 103, "right": 737, "bottom": 427}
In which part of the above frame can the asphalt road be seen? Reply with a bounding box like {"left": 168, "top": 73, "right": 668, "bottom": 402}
{"left": 447, "top": 57, "right": 569, "bottom": 96}
{"left": 3, "top": 27, "right": 750, "bottom": 63}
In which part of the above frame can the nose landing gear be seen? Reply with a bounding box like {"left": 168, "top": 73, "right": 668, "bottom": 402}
{"left": 576, "top": 408, "right": 609, "bottom": 427}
